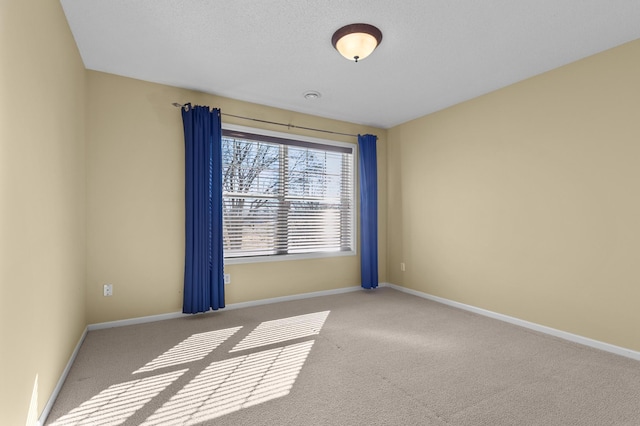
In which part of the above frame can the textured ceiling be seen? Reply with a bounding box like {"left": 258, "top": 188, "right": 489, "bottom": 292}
{"left": 60, "top": 0, "right": 640, "bottom": 129}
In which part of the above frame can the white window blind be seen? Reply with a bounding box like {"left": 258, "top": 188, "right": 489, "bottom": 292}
{"left": 222, "top": 129, "right": 355, "bottom": 259}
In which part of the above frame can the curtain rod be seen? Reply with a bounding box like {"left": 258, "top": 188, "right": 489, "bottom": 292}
{"left": 172, "top": 102, "right": 358, "bottom": 138}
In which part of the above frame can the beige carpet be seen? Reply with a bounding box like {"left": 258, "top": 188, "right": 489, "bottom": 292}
{"left": 45, "top": 287, "right": 640, "bottom": 425}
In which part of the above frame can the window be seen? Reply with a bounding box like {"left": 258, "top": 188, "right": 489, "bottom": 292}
{"left": 222, "top": 125, "right": 355, "bottom": 261}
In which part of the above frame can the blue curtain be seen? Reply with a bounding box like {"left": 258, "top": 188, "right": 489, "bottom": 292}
{"left": 358, "top": 134, "right": 378, "bottom": 289}
{"left": 182, "top": 104, "right": 225, "bottom": 313}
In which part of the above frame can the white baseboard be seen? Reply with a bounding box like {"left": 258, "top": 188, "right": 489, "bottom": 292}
{"left": 219, "top": 285, "right": 363, "bottom": 310}
{"left": 88, "top": 285, "right": 363, "bottom": 331}
{"left": 38, "top": 327, "right": 88, "bottom": 426}
{"left": 382, "top": 282, "right": 640, "bottom": 362}
{"left": 87, "top": 311, "right": 187, "bottom": 331}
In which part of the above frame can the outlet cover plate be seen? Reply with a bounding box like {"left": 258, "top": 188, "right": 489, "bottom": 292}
{"left": 103, "top": 284, "right": 113, "bottom": 296}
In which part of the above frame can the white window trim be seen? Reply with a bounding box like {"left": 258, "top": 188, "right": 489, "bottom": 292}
{"left": 221, "top": 123, "right": 358, "bottom": 265}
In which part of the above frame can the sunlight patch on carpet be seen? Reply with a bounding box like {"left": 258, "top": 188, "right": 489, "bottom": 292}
{"left": 134, "top": 326, "right": 242, "bottom": 374}
{"left": 49, "top": 369, "right": 187, "bottom": 426}
{"left": 230, "top": 311, "right": 330, "bottom": 352}
{"left": 140, "top": 340, "right": 314, "bottom": 425}
{"left": 50, "top": 311, "right": 331, "bottom": 425}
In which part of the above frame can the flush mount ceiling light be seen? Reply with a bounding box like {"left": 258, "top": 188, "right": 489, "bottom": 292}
{"left": 332, "top": 23, "right": 383, "bottom": 62}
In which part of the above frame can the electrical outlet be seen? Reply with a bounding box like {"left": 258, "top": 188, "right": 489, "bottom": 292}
{"left": 224, "top": 273, "right": 231, "bottom": 285}
{"left": 401, "top": 262, "right": 406, "bottom": 272}
{"left": 103, "top": 284, "right": 113, "bottom": 296}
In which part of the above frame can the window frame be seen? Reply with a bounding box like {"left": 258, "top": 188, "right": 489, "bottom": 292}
{"left": 221, "top": 123, "right": 357, "bottom": 265}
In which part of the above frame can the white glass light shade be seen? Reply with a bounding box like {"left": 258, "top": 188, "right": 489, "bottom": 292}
{"left": 335, "top": 32, "right": 379, "bottom": 61}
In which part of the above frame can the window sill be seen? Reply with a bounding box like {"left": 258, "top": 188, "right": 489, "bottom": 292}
{"left": 224, "top": 250, "right": 356, "bottom": 265}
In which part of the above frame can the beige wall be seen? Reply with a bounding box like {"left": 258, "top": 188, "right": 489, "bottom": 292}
{"left": 388, "top": 39, "right": 640, "bottom": 352}
{"left": 86, "top": 71, "right": 387, "bottom": 324}
{"left": 0, "top": 1, "right": 87, "bottom": 425}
